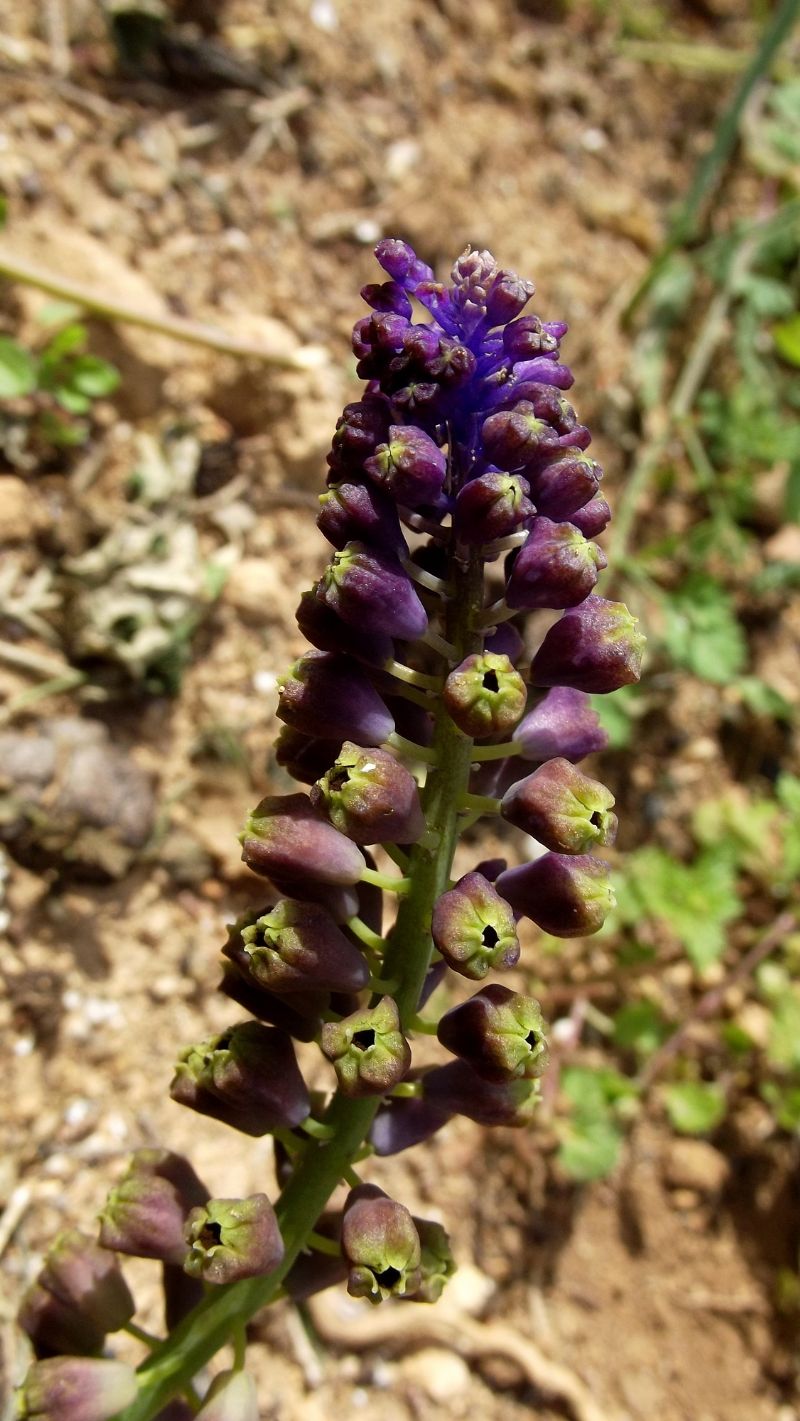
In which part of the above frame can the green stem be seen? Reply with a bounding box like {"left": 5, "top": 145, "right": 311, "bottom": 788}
{"left": 231, "top": 1326, "right": 247, "bottom": 1372}
{"left": 345, "top": 915, "right": 385, "bottom": 952}
{"left": 383, "top": 659, "right": 442, "bottom": 692}
{"left": 470, "top": 738, "right": 523, "bottom": 762}
{"left": 384, "top": 731, "right": 437, "bottom": 764}
{"left": 299, "top": 1118, "right": 335, "bottom": 1141}
{"left": 460, "top": 792, "right": 501, "bottom": 815}
{"left": 116, "top": 553, "right": 485, "bottom": 1421}
{"left": 123, "top": 1322, "right": 162, "bottom": 1350}
{"left": 407, "top": 1014, "right": 439, "bottom": 1036}
{"left": 360, "top": 867, "right": 411, "bottom": 894}
{"left": 307, "top": 1230, "right": 342, "bottom": 1258}
{"left": 383, "top": 843, "right": 409, "bottom": 870}
{"left": 368, "top": 975, "right": 400, "bottom": 994}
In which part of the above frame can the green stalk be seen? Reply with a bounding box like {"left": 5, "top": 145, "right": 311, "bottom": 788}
{"left": 115, "top": 552, "right": 485, "bottom": 1421}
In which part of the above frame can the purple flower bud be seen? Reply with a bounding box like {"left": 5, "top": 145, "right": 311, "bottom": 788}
{"left": 274, "top": 725, "right": 341, "bottom": 786}
{"left": 317, "top": 543, "right": 428, "bottom": 642}
{"left": 341, "top": 1184, "right": 422, "bottom": 1302}
{"left": 195, "top": 1372, "right": 259, "bottom": 1421}
{"left": 485, "top": 270, "right": 535, "bottom": 325}
{"left": 241, "top": 792, "right": 366, "bottom": 888}
{"left": 527, "top": 451, "right": 603, "bottom": 521}
{"left": 328, "top": 399, "right": 390, "bottom": 475}
{"left": 375, "top": 238, "right": 435, "bottom": 290}
{"left": 454, "top": 472, "right": 534, "bottom": 546}
{"left": 369, "top": 1094, "right": 451, "bottom": 1156}
{"left": 515, "top": 686, "right": 607, "bottom": 763}
{"left": 98, "top": 1149, "right": 208, "bottom": 1265}
{"left": 296, "top": 589, "right": 395, "bottom": 667}
{"left": 321, "top": 996, "right": 411, "bottom": 1097}
{"left": 426, "top": 336, "right": 477, "bottom": 388}
{"left": 183, "top": 1194, "right": 284, "bottom": 1285}
{"left": 277, "top": 650, "right": 395, "bottom": 745}
{"left": 240, "top": 898, "right": 369, "bottom": 994}
{"left": 19, "top": 1232, "right": 134, "bottom": 1358}
{"left": 505, "top": 517, "right": 606, "bottom": 610}
{"left": 408, "top": 1218, "right": 456, "bottom": 1303}
{"left": 443, "top": 652, "right": 527, "bottom": 738}
{"left": 17, "top": 1359, "right": 138, "bottom": 1421}
{"left": 502, "top": 315, "right": 559, "bottom": 361}
{"left": 568, "top": 493, "right": 612, "bottom": 538}
{"left": 267, "top": 873, "right": 361, "bottom": 924}
{"left": 437, "top": 984, "right": 548, "bottom": 1083}
{"left": 418, "top": 956, "right": 447, "bottom": 1009}
{"left": 284, "top": 1244, "right": 348, "bottom": 1302}
{"left": 530, "top": 596, "right": 645, "bottom": 693}
{"left": 218, "top": 958, "right": 323, "bottom": 1043}
{"left": 162, "top": 1264, "right": 204, "bottom": 1333}
{"left": 509, "top": 359, "right": 575, "bottom": 391}
{"left": 384, "top": 692, "right": 435, "bottom": 747}
{"left": 365, "top": 425, "right": 447, "bottom": 507}
{"left": 503, "top": 383, "right": 580, "bottom": 434}
{"left": 496, "top": 853, "right": 615, "bottom": 936}
{"left": 501, "top": 757, "right": 617, "bottom": 853}
{"left": 431, "top": 871, "right": 519, "bottom": 980}
{"left": 481, "top": 402, "right": 565, "bottom": 470}
{"left": 311, "top": 741, "right": 425, "bottom": 845}
{"left": 170, "top": 1022, "right": 310, "bottom": 1135}
{"left": 485, "top": 620, "right": 525, "bottom": 663}
{"left": 317, "top": 480, "right": 407, "bottom": 556}
{"left": 353, "top": 311, "right": 410, "bottom": 374}
{"left": 423, "top": 1059, "right": 541, "bottom": 1127}
{"left": 360, "top": 281, "right": 413, "bottom": 317}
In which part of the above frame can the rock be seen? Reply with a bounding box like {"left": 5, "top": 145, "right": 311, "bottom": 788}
{"left": 57, "top": 743, "right": 155, "bottom": 848}
{"left": 662, "top": 1140, "right": 730, "bottom": 1197}
{"left": 224, "top": 558, "right": 286, "bottom": 619}
{"left": 764, "top": 524, "right": 800, "bottom": 564}
{"left": 0, "top": 476, "right": 48, "bottom": 543}
{"left": 399, "top": 1348, "right": 472, "bottom": 1401}
{"left": 0, "top": 718, "right": 156, "bottom": 878}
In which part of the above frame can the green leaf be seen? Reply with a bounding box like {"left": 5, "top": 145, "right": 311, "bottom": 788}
{"left": 0, "top": 336, "right": 37, "bottom": 397}
{"left": 761, "top": 1082, "right": 800, "bottom": 1133}
{"left": 590, "top": 684, "right": 640, "bottom": 750}
{"left": 618, "top": 847, "right": 741, "bottom": 970}
{"left": 736, "top": 273, "right": 794, "bottom": 320}
{"left": 68, "top": 354, "right": 120, "bottom": 398}
{"left": 662, "top": 1081, "right": 726, "bottom": 1135}
{"left": 40, "top": 322, "right": 87, "bottom": 364}
{"left": 774, "top": 314, "right": 800, "bottom": 367}
{"left": 37, "top": 410, "right": 88, "bottom": 446}
{"left": 35, "top": 300, "right": 83, "bottom": 327}
{"left": 558, "top": 1119, "right": 623, "bottom": 1181}
{"left": 737, "top": 676, "right": 794, "bottom": 722}
{"left": 54, "top": 385, "right": 91, "bottom": 415}
{"left": 660, "top": 575, "right": 747, "bottom": 684}
{"left": 612, "top": 1001, "right": 670, "bottom": 1056}
{"left": 766, "top": 990, "right": 800, "bottom": 1073}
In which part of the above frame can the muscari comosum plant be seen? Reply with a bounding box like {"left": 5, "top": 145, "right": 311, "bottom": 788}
{"left": 16, "top": 241, "right": 644, "bottom": 1421}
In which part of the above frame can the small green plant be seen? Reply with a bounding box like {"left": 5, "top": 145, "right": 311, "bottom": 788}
{"left": 0, "top": 310, "right": 119, "bottom": 464}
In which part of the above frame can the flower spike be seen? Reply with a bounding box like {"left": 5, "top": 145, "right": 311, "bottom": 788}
{"left": 19, "top": 238, "right": 643, "bottom": 1418}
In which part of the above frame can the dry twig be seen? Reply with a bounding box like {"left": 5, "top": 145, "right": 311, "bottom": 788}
{"left": 308, "top": 1292, "right": 615, "bottom": 1421}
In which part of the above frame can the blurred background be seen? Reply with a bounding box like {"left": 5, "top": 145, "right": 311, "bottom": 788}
{"left": 1, "top": 1, "right": 799, "bottom": 1417}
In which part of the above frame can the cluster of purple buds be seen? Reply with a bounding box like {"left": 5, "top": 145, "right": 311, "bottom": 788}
{"left": 16, "top": 240, "right": 642, "bottom": 1421}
